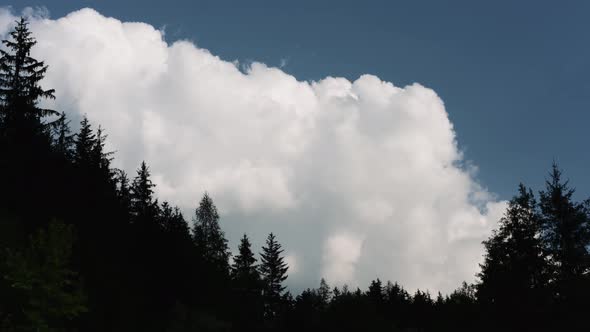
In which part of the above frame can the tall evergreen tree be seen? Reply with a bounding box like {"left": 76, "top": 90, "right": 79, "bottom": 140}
{"left": 0, "top": 17, "right": 57, "bottom": 134}
{"left": 367, "top": 279, "right": 384, "bottom": 305}
{"left": 259, "top": 233, "right": 289, "bottom": 319}
{"left": 538, "top": 164, "right": 590, "bottom": 305}
{"left": 73, "top": 116, "right": 96, "bottom": 167}
{"left": 232, "top": 234, "right": 260, "bottom": 287}
{"left": 317, "top": 278, "right": 331, "bottom": 308}
{"left": 191, "top": 193, "right": 231, "bottom": 321}
{"left": 130, "top": 161, "right": 159, "bottom": 223}
{"left": 0, "top": 17, "right": 59, "bottom": 220}
{"left": 477, "top": 184, "right": 549, "bottom": 306}
{"left": 192, "top": 193, "right": 230, "bottom": 270}
{"left": 476, "top": 183, "right": 554, "bottom": 330}
{"left": 231, "top": 234, "right": 263, "bottom": 329}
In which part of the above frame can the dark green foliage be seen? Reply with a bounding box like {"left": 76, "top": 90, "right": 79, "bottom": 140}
{"left": 0, "top": 221, "right": 86, "bottom": 331}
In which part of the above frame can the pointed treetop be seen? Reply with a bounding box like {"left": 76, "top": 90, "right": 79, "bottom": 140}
{"left": 0, "top": 16, "right": 57, "bottom": 128}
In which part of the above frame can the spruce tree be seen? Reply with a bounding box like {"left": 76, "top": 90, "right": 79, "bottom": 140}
{"left": 367, "top": 279, "right": 384, "bottom": 304}
{"left": 318, "top": 278, "right": 331, "bottom": 308}
{"left": 0, "top": 17, "right": 57, "bottom": 135}
{"left": 232, "top": 234, "right": 260, "bottom": 288}
{"left": 73, "top": 116, "right": 96, "bottom": 167}
{"left": 130, "top": 161, "right": 159, "bottom": 223}
{"left": 0, "top": 17, "right": 59, "bottom": 216}
{"left": 476, "top": 183, "right": 553, "bottom": 330}
{"left": 160, "top": 202, "right": 190, "bottom": 238}
{"left": 192, "top": 193, "right": 230, "bottom": 271}
{"left": 192, "top": 193, "right": 230, "bottom": 319}
{"left": 231, "top": 234, "right": 263, "bottom": 328}
{"left": 538, "top": 164, "right": 590, "bottom": 305}
{"left": 477, "top": 184, "right": 549, "bottom": 306}
{"left": 259, "top": 232, "right": 289, "bottom": 319}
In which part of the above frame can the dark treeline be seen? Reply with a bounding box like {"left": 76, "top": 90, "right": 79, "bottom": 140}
{"left": 1, "top": 18, "right": 589, "bottom": 332}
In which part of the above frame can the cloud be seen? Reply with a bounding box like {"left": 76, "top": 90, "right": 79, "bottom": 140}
{"left": 0, "top": 7, "right": 507, "bottom": 293}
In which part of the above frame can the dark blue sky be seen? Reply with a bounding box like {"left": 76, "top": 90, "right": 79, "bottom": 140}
{"left": 17, "top": 0, "right": 590, "bottom": 201}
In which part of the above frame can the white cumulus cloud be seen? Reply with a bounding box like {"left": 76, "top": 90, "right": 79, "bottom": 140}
{"left": 0, "top": 7, "right": 507, "bottom": 293}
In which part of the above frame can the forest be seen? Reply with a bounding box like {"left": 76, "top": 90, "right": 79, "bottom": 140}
{"left": 0, "top": 18, "right": 589, "bottom": 331}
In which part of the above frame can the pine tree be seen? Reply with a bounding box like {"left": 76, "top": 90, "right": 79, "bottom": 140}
{"left": 192, "top": 193, "right": 230, "bottom": 271}
{"left": 160, "top": 202, "right": 190, "bottom": 238}
{"left": 0, "top": 18, "right": 58, "bottom": 214}
{"left": 477, "top": 184, "right": 549, "bottom": 306}
{"left": 539, "top": 164, "right": 590, "bottom": 304}
{"left": 232, "top": 234, "right": 260, "bottom": 288}
{"left": 367, "top": 279, "right": 384, "bottom": 304}
{"left": 259, "top": 233, "right": 289, "bottom": 319}
{"left": 73, "top": 116, "right": 96, "bottom": 167}
{"left": 231, "top": 234, "right": 263, "bottom": 328}
{"left": 0, "top": 17, "right": 57, "bottom": 135}
{"left": 477, "top": 183, "right": 552, "bottom": 330}
{"left": 317, "top": 278, "right": 331, "bottom": 308}
{"left": 130, "top": 161, "right": 159, "bottom": 223}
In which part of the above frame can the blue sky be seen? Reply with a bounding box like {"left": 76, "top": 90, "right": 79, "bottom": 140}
{"left": 18, "top": 0, "right": 589, "bottom": 201}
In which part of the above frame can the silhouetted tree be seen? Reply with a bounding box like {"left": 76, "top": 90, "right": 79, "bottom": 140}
{"left": 73, "top": 116, "right": 95, "bottom": 166}
{"left": 192, "top": 193, "right": 230, "bottom": 319}
{"left": 317, "top": 278, "right": 331, "bottom": 309}
{"left": 232, "top": 234, "right": 260, "bottom": 288}
{"left": 193, "top": 193, "right": 230, "bottom": 271}
{"left": 260, "top": 233, "right": 289, "bottom": 320}
{"left": 0, "top": 17, "right": 57, "bottom": 135}
{"left": 477, "top": 183, "right": 549, "bottom": 326}
{"left": 0, "top": 17, "right": 59, "bottom": 225}
{"left": 131, "top": 161, "right": 159, "bottom": 223}
{"left": 231, "top": 234, "right": 263, "bottom": 329}
{"left": 367, "top": 279, "right": 384, "bottom": 305}
{"left": 538, "top": 163, "right": 590, "bottom": 324}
